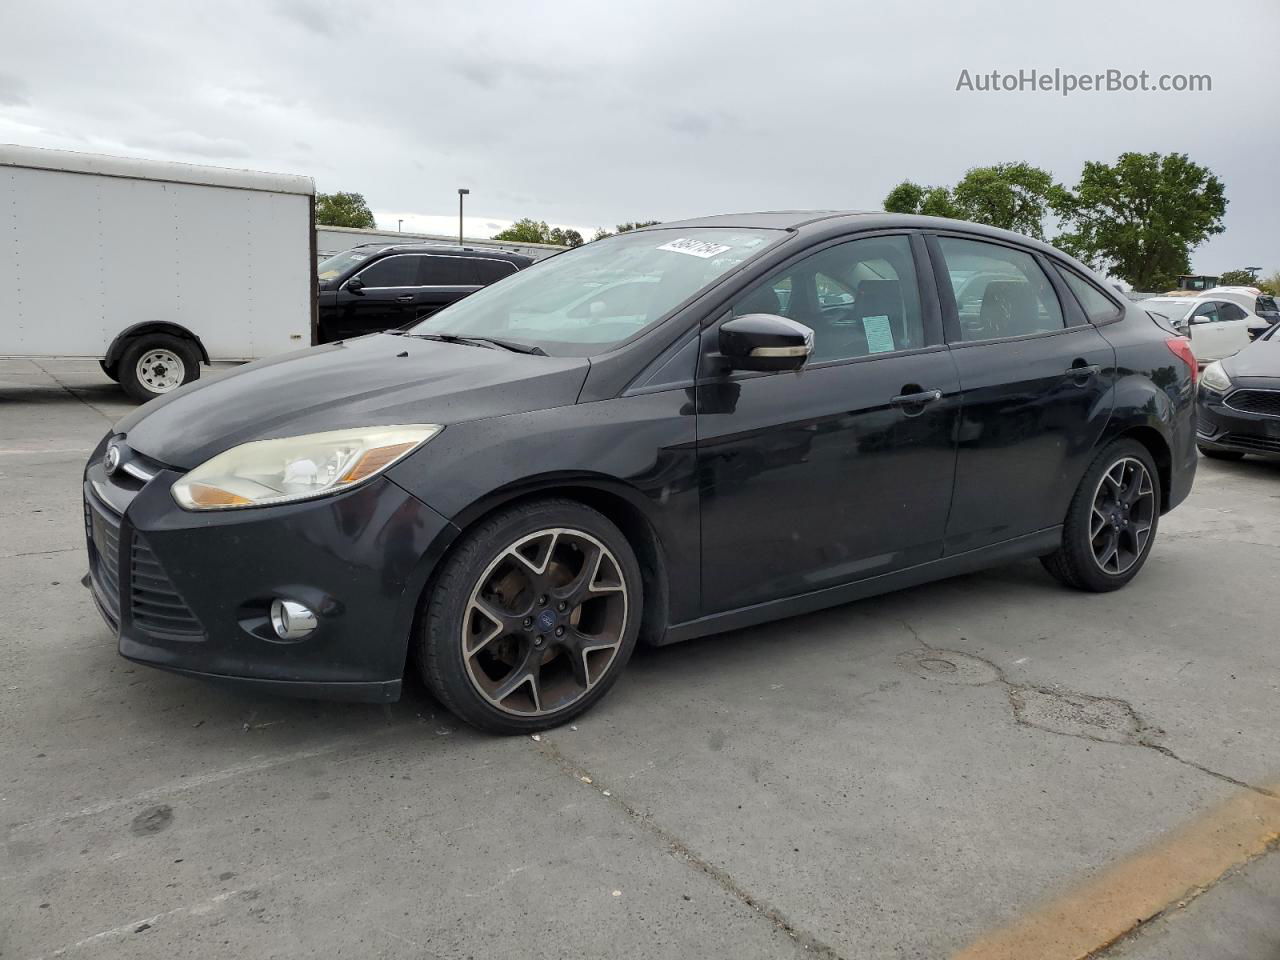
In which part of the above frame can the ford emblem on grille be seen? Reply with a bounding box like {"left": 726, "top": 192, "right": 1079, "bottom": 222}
{"left": 104, "top": 443, "right": 122, "bottom": 476}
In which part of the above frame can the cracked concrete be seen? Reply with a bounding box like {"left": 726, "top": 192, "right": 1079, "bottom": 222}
{"left": 3, "top": 359, "right": 1279, "bottom": 960}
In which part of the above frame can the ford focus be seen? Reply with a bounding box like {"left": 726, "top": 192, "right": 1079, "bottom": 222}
{"left": 83, "top": 213, "right": 1198, "bottom": 733}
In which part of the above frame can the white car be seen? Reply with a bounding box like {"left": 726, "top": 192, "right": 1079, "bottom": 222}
{"left": 1142, "top": 295, "right": 1253, "bottom": 361}
{"left": 1202, "top": 286, "right": 1280, "bottom": 338}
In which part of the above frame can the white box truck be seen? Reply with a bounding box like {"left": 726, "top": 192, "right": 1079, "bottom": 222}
{"left": 0, "top": 144, "right": 317, "bottom": 401}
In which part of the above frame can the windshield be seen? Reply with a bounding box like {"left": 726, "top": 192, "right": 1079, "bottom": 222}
{"left": 407, "top": 228, "right": 780, "bottom": 356}
{"left": 318, "top": 249, "right": 375, "bottom": 281}
{"left": 1257, "top": 295, "right": 1279, "bottom": 315}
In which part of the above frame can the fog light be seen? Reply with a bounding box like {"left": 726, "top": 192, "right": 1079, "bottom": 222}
{"left": 270, "top": 599, "right": 318, "bottom": 640}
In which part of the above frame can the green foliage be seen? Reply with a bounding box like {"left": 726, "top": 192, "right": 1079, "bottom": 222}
{"left": 1218, "top": 268, "right": 1260, "bottom": 286}
{"left": 1259, "top": 271, "right": 1280, "bottom": 296}
{"left": 315, "top": 191, "right": 376, "bottom": 229}
{"left": 883, "top": 164, "right": 1057, "bottom": 237}
{"left": 1052, "top": 152, "right": 1226, "bottom": 291}
{"left": 492, "top": 218, "right": 583, "bottom": 247}
{"left": 592, "top": 220, "right": 661, "bottom": 241}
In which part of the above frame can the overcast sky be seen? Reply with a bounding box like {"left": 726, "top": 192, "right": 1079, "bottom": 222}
{"left": 3, "top": 0, "right": 1277, "bottom": 273}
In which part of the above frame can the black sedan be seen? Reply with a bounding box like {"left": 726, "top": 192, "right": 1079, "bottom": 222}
{"left": 84, "top": 212, "right": 1198, "bottom": 733}
{"left": 1196, "top": 324, "right": 1280, "bottom": 459}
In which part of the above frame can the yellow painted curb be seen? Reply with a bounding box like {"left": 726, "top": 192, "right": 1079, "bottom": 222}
{"left": 953, "top": 785, "right": 1280, "bottom": 960}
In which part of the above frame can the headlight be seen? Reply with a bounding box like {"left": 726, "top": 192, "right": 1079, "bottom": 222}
{"left": 172, "top": 425, "right": 441, "bottom": 511}
{"left": 1200, "top": 361, "right": 1232, "bottom": 393}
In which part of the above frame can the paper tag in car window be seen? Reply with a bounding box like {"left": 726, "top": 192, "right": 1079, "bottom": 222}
{"left": 657, "top": 238, "right": 733, "bottom": 259}
{"left": 349, "top": 254, "right": 367, "bottom": 261}
{"left": 862, "top": 315, "right": 895, "bottom": 353}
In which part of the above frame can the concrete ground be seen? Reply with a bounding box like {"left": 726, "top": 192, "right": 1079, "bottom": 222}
{"left": 2, "top": 358, "right": 1278, "bottom": 960}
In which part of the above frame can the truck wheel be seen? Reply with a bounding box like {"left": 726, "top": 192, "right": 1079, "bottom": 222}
{"left": 118, "top": 335, "right": 200, "bottom": 403}
{"left": 98, "top": 359, "right": 120, "bottom": 383}
{"left": 418, "top": 499, "right": 643, "bottom": 734}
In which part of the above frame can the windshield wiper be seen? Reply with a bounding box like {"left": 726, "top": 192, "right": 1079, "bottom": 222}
{"left": 409, "top": 333, "right": 546, "bottom": 355}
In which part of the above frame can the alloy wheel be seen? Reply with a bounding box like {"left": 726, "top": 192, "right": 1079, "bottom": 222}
{"left": 1089, "top": 456, "right": 1155, "bottom": 575}
{"left": 461, "top": 527, "right": 628, "bottom": 717}
{"left": 135, "top": 349, "right": 186, "bottom": 394}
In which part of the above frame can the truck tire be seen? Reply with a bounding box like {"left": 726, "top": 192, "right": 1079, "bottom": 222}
{"left": 98, "top": 359, "right": 120, "bottom": 383}
{"left": 118, "top": 334, "right": 200, "bottom": 403}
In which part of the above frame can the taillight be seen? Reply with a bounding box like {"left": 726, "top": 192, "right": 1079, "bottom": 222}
{"left": 1166, "top": 336, "right": 1197, "bottom": 384}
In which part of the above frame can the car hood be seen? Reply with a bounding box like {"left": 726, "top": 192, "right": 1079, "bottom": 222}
{"left": 117, "top": 334, "right": 590, "bottom": 469}
{"left": 1223, "top": 338, "right": 1280, "bottom": 382}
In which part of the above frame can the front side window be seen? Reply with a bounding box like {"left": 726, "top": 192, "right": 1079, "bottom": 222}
{"left": 730, "top": 235, "right": 925, "bottom": 363}
{"left": 1191, "top": 302, "right": 1220, "bottom": 323}
{"left": 409, "top": 228, "right": 780, "bottom": 356}
{"left": 938, "top": 236, "right": 1064, "bottom": 341}
{"left": 354, "top": 255, "right": 418, "bottom": 288}
{"left": 1056, "top": 265, "right": 1122, "bottom": 323}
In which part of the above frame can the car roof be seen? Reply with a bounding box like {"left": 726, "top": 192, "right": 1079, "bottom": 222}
{"left": 645, "top": 210, "right": 1076, "bottom": 258}
{"left": 350, "top": 242, "right": 532, "bottom": 261}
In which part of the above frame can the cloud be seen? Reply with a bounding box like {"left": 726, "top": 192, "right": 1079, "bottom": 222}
{"left": 0, "top": 72, "right": 30, "bottom": 107}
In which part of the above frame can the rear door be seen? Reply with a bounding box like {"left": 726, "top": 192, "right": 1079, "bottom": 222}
{"left": 927, "top": 233, "right": 1115, "bottom": 554}
{"left": 413, "top": 255, "right": 517, "bottom": 320}
{"left": 1216, "top": 301, "right": 1256, "bottom": 351}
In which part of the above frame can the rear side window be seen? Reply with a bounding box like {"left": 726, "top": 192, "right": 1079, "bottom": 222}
{"left": 1218, "top": 302, "right": 1248, "bottom": 322}
{"left": 354, "top": 255, "right": 418, "bottom": 287}
{"left": 937, "top": 237, "right": 1064, "bottom": 341}
{"left": 472, "top": 259, "right": 517, "bottom": 284}
{"left": 1055, "top": 266, "right": 1122, "bottom": 323}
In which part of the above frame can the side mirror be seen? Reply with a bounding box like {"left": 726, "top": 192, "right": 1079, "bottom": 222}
{"left": 718, "top": 314, "right": 814, "bottom": 372}
{"left": 345, "top": 277, "right": 365, "bottom": 295}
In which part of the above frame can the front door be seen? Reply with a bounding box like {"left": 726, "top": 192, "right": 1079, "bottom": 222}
{"left": 697, "top": 233, "right": 960, "bottom": 614}
{"left": 326, "top": 253, "right": 424, "bottom": 340}
{"left": 928, "top": 233, "right": 1115, "bottom": 554}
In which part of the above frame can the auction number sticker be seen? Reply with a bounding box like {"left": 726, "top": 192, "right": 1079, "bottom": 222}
{"left": 657, "top": 238, "right": 733, "bottom": 259}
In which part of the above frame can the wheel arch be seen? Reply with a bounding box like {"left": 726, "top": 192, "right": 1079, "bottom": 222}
{"left": 105, "top": 322, "right": 210, "bottom": 370}
{"left": 429, "top": 476, "right": 671, "bottom": 648}
{"left": 1107, "top": 423, "right": 1173, "bottom": 514}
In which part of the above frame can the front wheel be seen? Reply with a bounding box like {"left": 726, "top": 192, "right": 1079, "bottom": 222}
{"left": 1041, "top": 440, "right": 1161, "bottom": 592}
{"left": 418, "top": 499, "right": 643, "bottom": 734}
{"left": 118, "top": 334, "right": 200, "bottom": 403}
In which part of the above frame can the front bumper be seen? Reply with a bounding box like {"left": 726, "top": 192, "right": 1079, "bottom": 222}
{"left": 1196, "top": 386, "right": 1280, "bottom": 458}
{"left": 83, "top": 443, "right": 457, "bottom": 701}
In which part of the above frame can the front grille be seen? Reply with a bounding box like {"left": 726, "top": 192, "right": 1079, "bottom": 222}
{"left": 86, "top": 494, "right": 122, "bottom": 628}
{"left": 1222, "top": 433, "right": 1280, "bottom": 454}
{"left": 131, "top": 534, "right": 204, "bottom": 641}
{"left": 1226, "top": 390, "right": 1280, "bottom": 418}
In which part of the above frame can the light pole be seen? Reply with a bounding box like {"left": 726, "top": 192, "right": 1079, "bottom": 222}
{"left": 397, "top": 219, "right": 403, "bottom": 233}
{"left": 457, "top": 188, "right": 470, "bottom": 246}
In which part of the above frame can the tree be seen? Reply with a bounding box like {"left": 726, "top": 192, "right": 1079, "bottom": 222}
{"left": 1052, "top": 152, "right": 1227, "bottom": 291}
{"left": 1218, "top": 268, "right": 1260, "bottom": 286}
{"left": 592, "top": 220, "right": 661, "bottom": 241}
{"left": 883, "top": 164, "right": 1057, "bottom": 236}
{"left": 492, "top": 218, "right": 583, "bottom": 247}
{"left": 1259, "top": 271, "right": 1280, "bottom": 296}
{"left": 315, "top": 191, "right": 376, "bottom": 229}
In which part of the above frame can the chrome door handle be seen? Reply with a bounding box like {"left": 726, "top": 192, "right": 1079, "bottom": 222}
{"left": 396, "top": 294, "right": 415, "bottom": 302}
{"left": 1068, "top": 363, "right": 1100, "bottom": 380}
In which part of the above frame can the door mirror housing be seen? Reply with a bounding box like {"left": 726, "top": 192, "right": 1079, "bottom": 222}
{"left": 719, "top": 314, "right": 813, "bottom": 372}
{"left": 345, "top": 277, "right": 365, "bottom": 295}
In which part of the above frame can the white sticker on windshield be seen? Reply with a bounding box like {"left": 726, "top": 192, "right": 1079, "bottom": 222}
{"left": 862, "top": 315, "right": 895, "bottom": 354}
{"left": 349, "top": 254, "right": 367, "bottom": 261}
{"left": 657, "top": 238, "right": 733, "bottom": 259}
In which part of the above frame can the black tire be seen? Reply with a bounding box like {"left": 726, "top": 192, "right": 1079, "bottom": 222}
{"left": 118, "top": 334, "right": 200, "bottom": 403}
{"left": 418, "top": 498, "right": 643, "bottom": 734}
{"left": 1198, "top": 446, "right": 1245, "bottom": 462}
{"left": 98, "top": 359, "right": 120, "bottom": 383}
{"left": 1041, "top": 439, "right": 1161, "bottom": 592}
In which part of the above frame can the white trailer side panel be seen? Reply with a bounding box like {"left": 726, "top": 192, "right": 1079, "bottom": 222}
{"left": 0, "top": 150, "right": 313, "bottom": 360}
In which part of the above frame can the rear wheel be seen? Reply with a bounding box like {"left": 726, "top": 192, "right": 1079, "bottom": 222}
{"left": 1041, "top": 439, "right": 1161, "bottom": 592}
{"left": 419, "top": 499, "right": 642, "bottom": 734}
{"left": 118, "top": 334, "right": 200, "bottom": 403}
{"left": 1198, "top": 445, "right": 1245, "bottom": 461}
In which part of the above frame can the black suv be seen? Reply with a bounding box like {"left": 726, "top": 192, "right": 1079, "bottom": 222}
{"left": 317, "top": 243, "right": 533, "bottom": 342}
